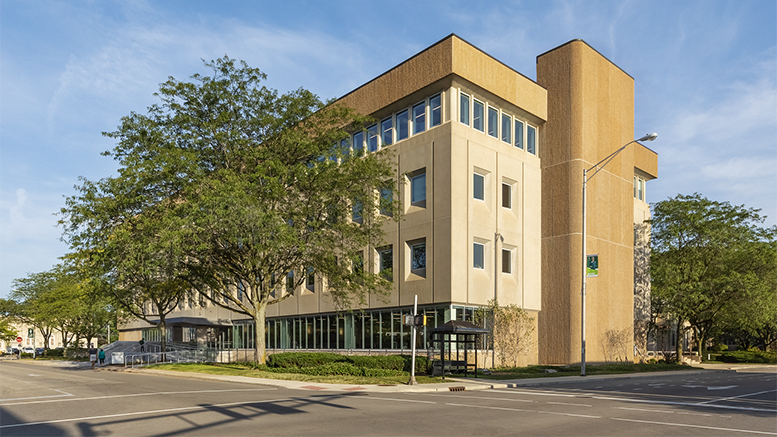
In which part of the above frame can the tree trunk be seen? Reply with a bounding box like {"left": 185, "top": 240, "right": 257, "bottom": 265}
{"left": 675, "top": 320, "right": 683, "bottom": 363}
{"left": 158, "top": 317, "right": 167, "bottom": 355}
{"left": 253, "top": 302, "right": 267, "bottom": 364}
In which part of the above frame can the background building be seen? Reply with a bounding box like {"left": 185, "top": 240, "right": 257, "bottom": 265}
{"left": 119, "top": 35, "right": 657, "bottom": 366}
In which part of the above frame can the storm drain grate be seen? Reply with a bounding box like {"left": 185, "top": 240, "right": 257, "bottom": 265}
{"left": 449, "top": 386, "right": 466, "bottom": 392}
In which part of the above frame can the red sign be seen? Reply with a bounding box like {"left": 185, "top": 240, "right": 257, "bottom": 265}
{"left": 16, "top": 337, "right": 22, "bottom": 343}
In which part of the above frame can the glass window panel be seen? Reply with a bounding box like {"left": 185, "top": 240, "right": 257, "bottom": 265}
{"left": 514, "top": 120, "right": 524, "bottom": 149}
{"left": 634, "top": 177, "right": 637, "bottom": 198}
{"left": 380, "top": 188, "right": 393, "bottom": 216}
{"left": 381, "top": 117, "right": 393, "bottom": 146}
{"left": 352, "top": 198, "right": 362, "bottom": 220}
{"left": 411, "top": 242, "right": 426, "bottom": 270}
{"left": 379, "top": 247, "right": 393, "bottom": 281}
{"left": 460, "top": 92, "right": 470, "bottom": 126}
{"left": 396, "top": 110, "right": 409, "bottom": 140}
{"left": 638, "top": 178, "right": 644, "bottom": 200}
{"left": 392, "top": 311, "right": 402, "bottom": 349}
{"left": 487, "top": 107, "right": 498, "bottom": 138}
{"left": 430, "top": 94, "right": 441, "bottom": 127}
{"left": 527, "top": 125, "right": 536, "bottom": 155}
{"left": 329, "top": 315, "right": 338, "bottom": 349}
{"left": 473, "top": 243, "right": 485, "bottom": 269}
{"left": 367, "top": 124, "right": 378, "bottom": 152}
{"left": 353, "top": 131, "right": 363, "bottom": 155}
{"left": 473, "top": 173, "right": 485, "bottom": 201}
{"left": 306, "top": 266, "right": 315, "bottom": 290}
{"left": 411, "top": 173, "right": 426, "bottom": 203}
{"left": 381, "top": 312, "right": 391, "bottom": 349}
{"left": 473, "top": 100, "right": 484, "bottom": 132}
{"left": 501, "top": 113, "right": 511, "bottom": 143}
{"left": 502, "top": 249, "right": 512, "bottom": 273}
{"left": 502, "top": 183, "right": 512, "bottom": 209}
{"left": 413, "top": 102, "right": 426, "bottom": 134}
{"left": 286, "top": 271, "right": 294, "bottom": 294}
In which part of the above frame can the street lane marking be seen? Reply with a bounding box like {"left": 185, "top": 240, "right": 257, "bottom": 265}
{"left": 356, "top": 397, "right": 435, "bottom": 404}
{"left": 0, "top": 390, "right": 73, "bottom": 402}
{"left": 408, "top": 393, "right": 535, "bottom": 403}
{"left": 0, "top": 397, "right": 294, "bottom": 430}
{"left": 614, "top": 406, "right": 730, "bottom": 418}
{"left": 699, "top": 389, "right": 777, "bottom": 405}
{"left": 546, "top": 401, "right": 591, "bottom": 407}
{"left": 0, "top": 388, "right": 277, "bottom": 406}
{"left": 612, "top": 417, "right": 777, "bottom": 435}
{"left": 446, "top": 403, "right": 601, "bottom": 419}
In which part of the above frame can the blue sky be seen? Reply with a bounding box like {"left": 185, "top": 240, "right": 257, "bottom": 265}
{"left": 1, "top": 0, "right": 775, "bottom": 297}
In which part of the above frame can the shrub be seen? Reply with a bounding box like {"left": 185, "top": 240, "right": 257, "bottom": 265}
{"left": 45, "top": 349, "right": 65, "bottom": 357}
{"left": 348, "top": 355, "right": 405, "bottom": 371}
{"left": 719, "top": 350, "right": 776, "bottom": 364}
{"left": 267, "top": 352, "right": 346, "bottom": 368}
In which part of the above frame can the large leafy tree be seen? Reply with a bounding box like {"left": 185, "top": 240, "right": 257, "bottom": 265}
{"left": 61, "top": 57, "right": 400, "bottom": 363}
{"left": 650, "top": 193, "right": 777, "bottom": 359}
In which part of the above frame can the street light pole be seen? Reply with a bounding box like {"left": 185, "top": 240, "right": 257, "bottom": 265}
{"left": 581, "top": 133, "right": 656, "bottom": 377}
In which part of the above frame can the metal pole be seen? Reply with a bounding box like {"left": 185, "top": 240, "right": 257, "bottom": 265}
{"left": 409, "top": 295, "right": 418, "bottom": 385}
{"left": 581, "top": 168, "right": 587, "bottom": 377}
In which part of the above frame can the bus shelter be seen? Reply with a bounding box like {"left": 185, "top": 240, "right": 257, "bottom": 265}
{"left": 429, "top": 320, "right": 490, "bottom": 379}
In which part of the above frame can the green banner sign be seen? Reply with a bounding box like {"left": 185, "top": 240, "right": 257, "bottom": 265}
{"left": 587, "top": 254, "right": 599, "bottom": 277}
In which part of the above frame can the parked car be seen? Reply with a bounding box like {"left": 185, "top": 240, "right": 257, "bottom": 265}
{"left": 35, "top": 347, "right": 45, "bottom": 355}
{"left": 22, "top": 347, "right": 34, "bottom": 355}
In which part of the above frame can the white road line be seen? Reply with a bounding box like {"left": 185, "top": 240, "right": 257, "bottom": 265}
{"left": 446, "top": 403, "right": 601, "bottom": 419}
{"left": 0, "top": 388, "right": 277, "bottom": 406}
{"left": 0, "top": 391, "right": 73, "bottom": 402}
{"left": 356, "top": 397, "right": 435, "bottom": 404}
{"left": 699, "top": 389, "right": 777, "bottom": 405}
{"left": 614, "top": 406, "right": 729, "bottom": 418}
{"left": 611, "top": 417, "right": 777, "bottom": 435}
{"left": 0, "top": 397, "right": 294, "bottom": 430}
{"left": 408, "top": 393, "right": 535, "bottom": 403}
{"left": 492, "top": 389, "right": 581, "bottom": 398}
{"left": 546, "top": 401, "right": 592, "bottom": 407}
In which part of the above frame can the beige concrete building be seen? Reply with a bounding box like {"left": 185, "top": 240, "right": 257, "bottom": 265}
{"left": 119, "top": 35, "right": 657, "bottom": 366}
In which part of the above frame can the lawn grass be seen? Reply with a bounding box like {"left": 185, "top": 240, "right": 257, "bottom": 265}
{"left": 148, "top": 362, "right": 441, "bottom": 385}
{"left": 147, "top": 361, "right": 697, "bottom": 385}
{"left": 480, "top": 362, "right": 695, "bottom": 379}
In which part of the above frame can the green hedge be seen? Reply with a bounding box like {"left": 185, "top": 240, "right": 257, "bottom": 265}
{"left": 718, "top": 350, "right": 776, "bottom": 364}
{"left": 44, "top": 349, "right": 65, "bottom": 357}
{"left": 262, "top": 352, "right": 430, "bottom": 376}
{"left": 267, "top": 352, "right": 347, "bottom": 368}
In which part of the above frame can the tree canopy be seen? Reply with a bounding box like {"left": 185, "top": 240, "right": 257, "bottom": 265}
{"left": 649, "top": 193, "right": 777, "bottom": 358}
{"left": 60, "top": 56, "right": 401, "bottom": 363}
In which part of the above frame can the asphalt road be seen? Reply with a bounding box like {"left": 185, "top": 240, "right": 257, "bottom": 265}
{"left": 1, "top": 361, "right": 775, "bottom": 436}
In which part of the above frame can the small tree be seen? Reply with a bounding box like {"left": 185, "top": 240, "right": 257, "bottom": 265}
{"left": 476, "top": 300, "right": 535, "bottom": 368}
{"left": 650, "top": 193, "right": 777, "bottom": 359}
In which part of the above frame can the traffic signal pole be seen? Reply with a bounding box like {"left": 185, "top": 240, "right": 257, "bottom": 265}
{"left": 409, "top": 295, "right": 418, "bottom": 385}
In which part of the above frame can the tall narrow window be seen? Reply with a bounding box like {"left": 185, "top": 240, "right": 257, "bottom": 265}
{"left": 487, "top": 106, "right": 498, "bottom": 138}
{"left": 341, "top": 138, "right": 351, "bottom": 157}
{"left": 514, "top": 120, "right": 524, "bottom": 149}
{"left": 306, "top": 267, "right": 315, "bottom": 291}
{"left": 413, "top": 102, "right": 426, "bottom": 134}
{"left": 473, "top": 243, "right": 485, "bottom": 269}
{"left": 527, "top": 125, "right": 536, "bottom": 155}
{"left": 430, "top": 94, "right": 442, "bottom": 127}
{"left": 396, "top": 110, "right": 409, "bottom": 141}
{"left": 237, "top": 281, "right": 244, "bottom": 301}
{"left": 473, "top": 100, "right": 484, "bottom": 132}
{"left": 638, "top": 178, "right": 644, "bottom": 201}
{"left": 381, "top": 117, "right": 393, "bottom": 146}
{"left": 460, "top": 92, "right": 470, "bottom": 126}
{"left": 380, "top": 187, "right": 393, "bottom": 216}
{"left": 353, "top": 131, "right": 364, "bottom": 155}
{"left": 502, "top": 249, "right": 512, "bottom": 274}
{"left": 352, "top": 198, "right": 363, "bottom": 221}
{"left": 352, "top": 253, "right": 364, "bottom": 274}
{"left": 501, "top": 113, "right": 512, "bottom": 144}
{"left": 367, "top": 124, "right": 378, "bottom": 152}
{"left": 411, "top": 171, "right": 426, "bottom": 205}
{"left": 286, "top": 271, "right": 294, "bottom": 295}
{"left": 502, "top": 183, "right": 512, "bottom": 209}
{"left": 379, "top": 247, "right": 393, "bottom": 281}
{"left": 410, "top": 240, "right": 426, "bottom": 277}
{"left": 634, "top": 177, "right": 638, "bottom": 198}
{"left": 473, "top": 173, "right": 485, "bottom": 201}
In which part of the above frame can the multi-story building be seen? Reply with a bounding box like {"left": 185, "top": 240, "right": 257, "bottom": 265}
{"left": 119, "top": 35, "right": 657, "bottom": 366}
